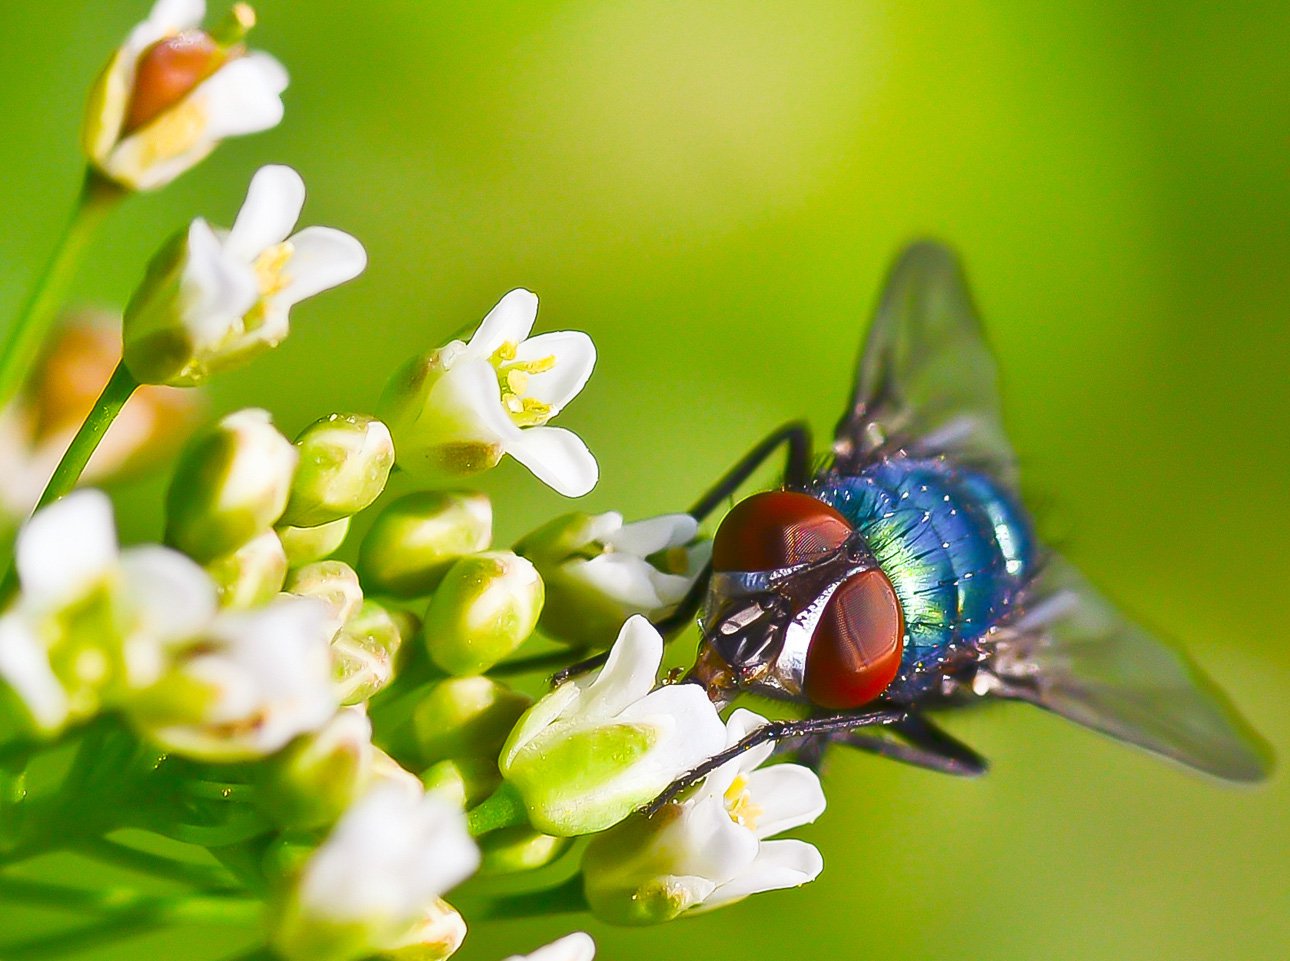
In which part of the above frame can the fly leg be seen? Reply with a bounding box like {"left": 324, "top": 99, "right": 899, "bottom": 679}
{"left": 543, "top": 421, "right": 813, "bottom": 686}
{"left": 643, "top": 709, "right": 908, "bottom": 817}
{"left": 810, "top": 714, "right": 988, "bottom": 777}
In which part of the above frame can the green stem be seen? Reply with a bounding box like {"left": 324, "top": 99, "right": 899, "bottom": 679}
{"left": 0, "top": 873, "right": 260, "bottom": 924}
{"left": 0, "top": 169, "right": 123, "bottom": 412}
{"left": 466, "top": 782, "right": 529, "bottom": 837}
{"left": 76, "top": 837, "right": 239, "bottom": 890}
{"left": 35, "top": 361, "right": 139, "bottom": 510}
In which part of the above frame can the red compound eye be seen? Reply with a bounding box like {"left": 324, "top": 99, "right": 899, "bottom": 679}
{"left": 804, "top": 568, "right": 904, "bottom": 709}
{"left": 712, "top": 491, "right": 853, "bottom": 573}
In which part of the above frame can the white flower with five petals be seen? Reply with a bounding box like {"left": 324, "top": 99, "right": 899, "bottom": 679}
{"left": 499, "top": 615, "right": 726, "bottom": 836}
{"left": 581, "top": 708, "right": 826, "bottom": 925}
{"left": 83, "top": 0, "right": 288, "bottom": 191}
{"left": 123, "top": 165, "right": 367, "bottom": 387}
{"left": 379, "top": 289, "right": 598, "bottom": 498}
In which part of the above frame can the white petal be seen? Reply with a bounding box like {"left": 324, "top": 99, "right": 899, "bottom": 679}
{"left": 507, "top": 426, "right": 598, "bottom": 498}
{"left": 424, "top": 357, "right": 516, "bottom": 446}
{"left": 515, "top": 331, "right": 596, "bottom": 412}
{"left": 467, "top": 289, "right": 538, "bottom": 356}
{"left": 194, "top": 53, "right": 289, "bottom": 140}
{"left": 180, "top": 218, "right": 259, "bottom": 342}
{"left": 16, "top": 490, "right": 118, "bottom": 606}
{"left": 725, "top": 708, "right": 776, "bottom": 776}
{"left": 0, "top": 612, "right": 68, "bottom": 732}
{"left": 225, "top": 165, "right": 306, "bottom": 261}
{"left": 604, "top": 514, "right": 698, "bottom": 557}
{"left": 697, "top": 839, "right": 824, "bottom": 911}
{"left": 746, "top": 764, "right": 826, "bottom": 839}
{"left": 277, "top": 226, "right": 367, "bottom": 306}
{"left": 506, "top": 932, "right": 597, "bottom": 961}
{"left": 564, "top": 554, "right": 670, "bottom": 609}
{"left": 580, "top": 615, "right": 663, "bottom": 718}
{"left": 119, "top": 547, "right": 217, "bottom": 638}
{"left": 126, "top": 0, "right": 205, "bottom": 55}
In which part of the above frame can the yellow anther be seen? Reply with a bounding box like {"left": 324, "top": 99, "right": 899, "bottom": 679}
{"left": 253, "top": 241, "right": 294, "bottom": 298}
{"left": 723, "top": 774, "right": 763, "bottom": 831}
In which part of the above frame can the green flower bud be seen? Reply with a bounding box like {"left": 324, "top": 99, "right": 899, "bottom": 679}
{"left": 284, "top": 561, "right": 363, "bottom": 638}
{"left": 281, "top": 414, "right": 396, "bottom": 528}
{"left": 206, "top": 530, "right": 289, "bottom": 608}
{"left": 165, "top": 409, "right": 298, "bottom": 562}
{"left": 333, "top": 601, "right": 404, "bottom": 705}
{"left": 421, "top": 758, "right": 503, "bottom": 809}
{"left": 278, "top": 517, "right": 351, "bottom": 568}
{"left": 357, "top": 492, "right": 492, "bottom": 598}
{"left": 256, "top": 707, "right": 374, "bottom": 829}
{"left": 410, "top": 677, "right": 531, "bottom": 764}
{"left": 422, "top": 552, "right": 543, "bottom": 676}
{"left": 478, "top": 826, "right": 570, "bottom": 876}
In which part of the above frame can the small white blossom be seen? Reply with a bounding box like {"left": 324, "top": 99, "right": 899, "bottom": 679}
{"left": 124, "top": 165, "right": 367, "bottom": 387}
{"left": 503, "top": 933, "right": 596, "bottom": 961}
{"left": 380, "top": 289, "right": 598, "bottom": 497}
{"left": 84, "top": 0, "right": 288, "bottom": 190}
{"left": 519, "top": 511, "right": 709, "bottom": 647}
{"left": 499, "top": 615, "right": 726, "bottom": 836}
{"left": 0, "top": 490, "right": 215, "bottom": 735}
{"left": 127, "top": 595, "right": 337, "bottom": 760}
{"left": 582, "top": 708, "right": 826, "bottom": 925}
{"left": 272, "top": 784, "right": 480, "bottom": 961}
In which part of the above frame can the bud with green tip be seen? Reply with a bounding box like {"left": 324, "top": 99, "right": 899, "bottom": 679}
{"left": 380, "top": 899, "right": 467, "bottom": 961}
{"left": 517, "top": 511, "right": 709, "bottom": 649}
{"left": 499, "top": 616, "right": 726, "bottom": 837}
{"left": 421, "top": 758, "right": 503, "bottom": 809}
{"left": 207, "top": 530, "right": 288, "bottom": 608}
{"left": 285, "top": 561, "right": 363, "bottom": 639}
{"left": 409, "top": 677, "right": 531, "bottom": 764}
{"left": 278, "top": 517, "right": 351, "bottom": 567}
{"left": 332, "top": 601, "right": 404, "bottom": 705}
{"left": 256, "top": 706, "right": 375, "bottom": 830}
{"left": 422, "top": 552, "right": 543, "bottom": 676}
{"left": 166, "top": 409, "right": 297, "bottom": 562}
{"left": 281, "top": 414, "right": 395, "bottom": 528}
{"left": 358, "top": 492, "right": 492, "bottom": 598}
{"left": 479, "top": 827, "right": 570, "bottom": 876}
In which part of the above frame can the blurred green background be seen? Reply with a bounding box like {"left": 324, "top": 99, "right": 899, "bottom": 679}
{"left": 2, "top": 0, "right": 1288, "bottom": 958}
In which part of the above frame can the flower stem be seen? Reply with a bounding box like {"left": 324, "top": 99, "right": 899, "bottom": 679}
{"left": 34, "top": 361, "right": 139, "bottom": 511}
{"left": 76, "top": 837, "right": 240, "bottom": 890}
{"left": 468, "top": 875, "right": 590, "bottom": 920}
{"left": 0, "top": 873, "right": 260, "bottom": 923}
{"left": 467, "top": 782, "right": 529, "bottom": 837}
{"left": 0, "top": 169, "right": 123, "bottom": 412}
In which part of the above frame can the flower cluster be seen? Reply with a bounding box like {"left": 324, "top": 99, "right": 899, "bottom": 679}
{"left": 0, "top": 3, "right": 836, "bottom": 960}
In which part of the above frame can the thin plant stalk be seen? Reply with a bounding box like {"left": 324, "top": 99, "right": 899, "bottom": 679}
{"left": 0, "top": 170, "right": 123, "bottom": 411}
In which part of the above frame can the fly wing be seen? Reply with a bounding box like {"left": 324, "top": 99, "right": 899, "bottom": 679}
{"left": 833, "top": 240, "right": 1017, "bottom": 486}
{"left": 980, "top": 556, "right": 1271, "bottom": 781}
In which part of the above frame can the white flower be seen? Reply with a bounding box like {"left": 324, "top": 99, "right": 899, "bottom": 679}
{"left": 518, "top": 511, "right": 710, "bottom": 647}
{"left": 124, "top": 165, "right": 367, "bottom": 387}
{"left": 379, "top": 289, "right": 598, "bottom": 498}
{"left": 379, "top": 899, "right": 467, "bottom": 961}
{"left": 271, "top": 784, "right": 480, "bottom": 961}
{"left": 499, "top": 615, "right": 726, "bottom": 836}
{"left": 0, "top": 490, "right": 215, "bottom": 735}
{"left": 503, "top": 933, "right": 596, "bottom": 961}
{"left": 127, "top": 595, "right": 337, "bottom": 760}
{"left": 84, "top": 0, "right": 288, "bottom": 191}
{"left": 582, "top": 708, "right": 826, "bottom": 925}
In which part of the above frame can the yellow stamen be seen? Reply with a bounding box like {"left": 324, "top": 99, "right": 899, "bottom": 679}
{"left": 723, "top": 773, "right": 763, "bottom": 830}
{"left": 490, "top": 340, "right": 559, "bottom": 428}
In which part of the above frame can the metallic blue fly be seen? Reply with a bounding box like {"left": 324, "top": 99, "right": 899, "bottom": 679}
{"left": 633, "top": 240, "right": 1269, "bottom": 804}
